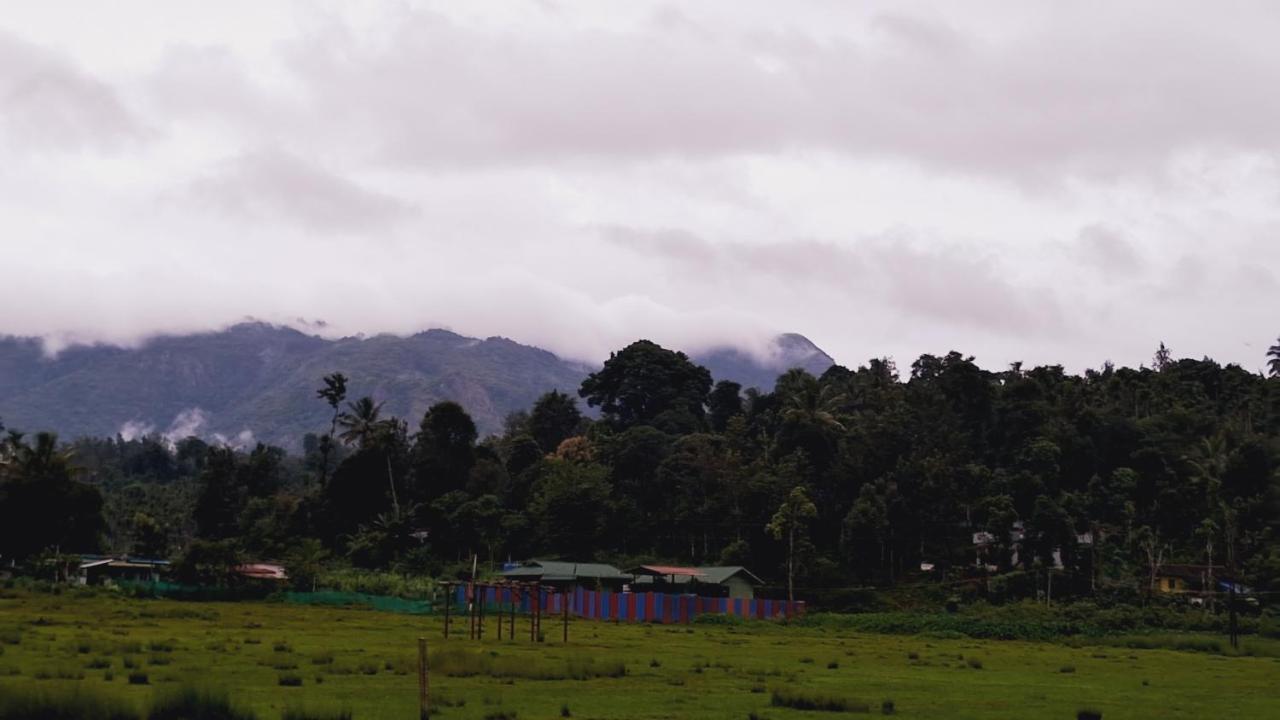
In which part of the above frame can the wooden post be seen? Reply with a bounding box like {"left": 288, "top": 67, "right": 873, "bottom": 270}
{"left": 532, "top": 583, "right": 541, "bottom": 642}
{"left": 442, "top": 584, "right": 451, "bottom": 640}
{"left": 563, "top": 590, "right": 569, "bottom": 643}
{"left": 417, "top": 637, "right": 429, "bottom": 719}
{"left": 478, "top": 585, "right": 486, "bottom": 640}
{"left": 509, "top": 588, "right": 516, "bottom": 642}
{"left": 496, "top": 586, "right": 503, "bottom": 640}
{"left": 469, "top": 585, "right": 477, "bottom": 640}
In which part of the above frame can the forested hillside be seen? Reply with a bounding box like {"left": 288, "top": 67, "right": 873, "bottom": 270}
{"left": 2, "top": 338, "right": 1279, "bottom": 603}
{"left": 0, "top": 324, "right": 830, "bottom": 448}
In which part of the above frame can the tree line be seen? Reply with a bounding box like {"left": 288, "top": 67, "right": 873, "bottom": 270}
{"left": 3, "top": 337, "right": 1280, "bottom": 601}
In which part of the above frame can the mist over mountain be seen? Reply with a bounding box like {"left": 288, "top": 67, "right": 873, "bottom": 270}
{"left": 0, "top": 324, "right": 833, "bottom": 448}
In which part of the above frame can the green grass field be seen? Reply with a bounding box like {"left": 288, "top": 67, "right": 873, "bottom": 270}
{"left": 1, "top": 590, "right": 1276, "bottom": 719}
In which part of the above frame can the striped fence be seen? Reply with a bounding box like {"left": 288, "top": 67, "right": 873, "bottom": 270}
{"left": 453, "top": 584, "right": 804, "bottom": 624}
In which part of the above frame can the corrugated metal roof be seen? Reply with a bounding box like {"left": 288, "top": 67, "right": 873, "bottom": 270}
{"left": 632, "top": 566, "right": 763, "bottom": 586}
{"left": 500, "top": 560, "right": 630, "bottom": 581}
{"left": 633, "top": 565, "right": 705, "bottom": 577}
{"left": 236, "top": 563, "right": 288, "bottom": 580}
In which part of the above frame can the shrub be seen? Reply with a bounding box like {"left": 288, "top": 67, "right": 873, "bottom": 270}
{"left": 128, "top": 672, "right": 149, "bottom": 685}
{"left": 278, "top": 674, "right": 303, "bottom": 687}
{"left": 881, "top": 699, "right": 895, "bottom": 715}
{"left": 966, "top": 658, "right": 983, "bottom": 669}
{"left": 33, "top": 666, "right": 84, "bottom": 681}
{"left": 483, "top": 713, "right": 517, "bottom": 720}
{"left": 282, "top": 710, "right": 352, "bottom": 720}
{"left": 0, "top": 629, "right": 20, "bottom": 645}
{"left": 770, "top": 687, "right": 869, "bottom": 713}
{"left": 906, "top": 651, "right": 919, "bottom": 660}
{"left": 1077, "top": 711, "right": 1102, "bottom": 720}
{"left": 148, "top": 641, "right": 175, "bottom": 653}
{"left": 86, "top": 658, "right": 112, "bottom": 669}
{"left": 273, "top": 642, "right": 292, "bottom": 653}
{"left": 313, "top": 568, "right": 436, "bottom": 599}
{"left": 430, "top": 646, "right": 623, "bottom": 681}
{"left": 0, "top": 687, "right": 136, "bottom": 720}
{"left": 311, "top": 652, "right": 335, "bottom": 665}
{"left": 148, "top": 687, "right": 254, "bottom": 720}
{"left": 1060, "top": 665, "right": 1076, "bottom": 673}
{"left": 826, "top": 661, "right": 839, "bottom": 670}
{"left": 560, "top": 703, "right": 571, "bottom": 717}
{"left": 148, "top": 655, "right": 172, "bottom": 666}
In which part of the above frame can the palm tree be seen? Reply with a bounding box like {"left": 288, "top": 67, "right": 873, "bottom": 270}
{"left": 15, "top": 432, "right": 76, "bottom": 481}
{"left": 1268, "top": 336, "right": 1280, "bottom": 378}
{"left": 337, "top": 397, "right": 385, "bottom": 448}
{"left": 337, "top": 396, "right": 403, "bottom": 518}
{"left": 777, "top": 369, "right": 847, "bottom": 431}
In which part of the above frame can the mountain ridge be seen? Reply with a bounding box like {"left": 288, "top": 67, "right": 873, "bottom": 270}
{"left": 0, "top": 323, "right": 834, "bottom": 448}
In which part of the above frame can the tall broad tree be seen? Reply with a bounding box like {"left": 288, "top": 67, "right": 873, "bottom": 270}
{"left": 767, "top": 485, "right": 818, "bottom": 606}
{"left": 0, "top": 432, "right": 105, "bottom": 562}
{"left": 411, "top": 401, "right": 478, "bottom": 501}
{"left": 1268, "top": 337, "right": 1280, "bottom": 378}
{"left": 579, "top": 340, "right": 712, "bottom": 430}
{"left": 707, "top": 380, "right": 744, "bottom": 433}
{"left": 528, "top": 390, "right": 582, "bottom": 454}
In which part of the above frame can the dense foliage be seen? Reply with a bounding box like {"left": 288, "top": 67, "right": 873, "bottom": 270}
{"left": 3, "top": 337, "right": 1280, "bottom": 605}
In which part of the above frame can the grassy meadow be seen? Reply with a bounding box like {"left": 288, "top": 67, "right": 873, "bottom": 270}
{"left": 0, "top": 589, "right": 1277, "bottom": 719}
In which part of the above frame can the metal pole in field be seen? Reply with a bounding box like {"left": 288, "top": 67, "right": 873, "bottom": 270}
{"left": 1229, "top": 585, "right": 1239, "bottom": 649}
{"left": 563, "top": 590, "right": 569, "bottom": 643}
{"left": 496, "top": 586, "right": 503, "bottom": 640}
{"left": 509, "top": 588, "right": 516, "bottom": 642}
{"left": 478, "top": 585, "right": 486, "bottom": 640}
{"left": 417, "top": 637, "right": 429, "bottom": 720}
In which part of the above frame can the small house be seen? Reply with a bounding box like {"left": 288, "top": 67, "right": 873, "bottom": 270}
{"left": 77, "top": 556, "right": 169, "bottom": 586}
{"left": 1154, "top": 564, "right": 1234, "bottom": 595}
{"left": 236, "top": 563, "right": 288, "bottom": 582}
{"left": 500, "top": 560, "right": 631, "bottom": 591}
{"left": 628, "top": 565, "right": 764, "bottom": 600}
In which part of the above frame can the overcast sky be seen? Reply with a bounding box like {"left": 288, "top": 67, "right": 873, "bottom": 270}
{"left": 1, "top": 1, "right": 1278, "bottom": 372}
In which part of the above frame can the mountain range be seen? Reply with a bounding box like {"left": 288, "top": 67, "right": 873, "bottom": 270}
{"left": 0, "top": 324, "right": 834, "bottom": 448}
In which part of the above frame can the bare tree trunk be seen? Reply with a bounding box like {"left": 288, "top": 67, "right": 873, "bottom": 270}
{"left": 386, "top": 455, "right": 401, "bottom": 519}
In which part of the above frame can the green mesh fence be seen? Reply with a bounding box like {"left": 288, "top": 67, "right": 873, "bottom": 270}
{"left": 283, "top": 591, "right": 433, "bottom": 614}
{"left": 114, "top": 581, "right": 432, "bottom": 614}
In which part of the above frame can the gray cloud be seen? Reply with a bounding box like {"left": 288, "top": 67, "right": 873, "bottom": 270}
{"left": 186, "top": 150, "right": 413, "bottom": 232}
{"left": 605, "top": 226, "right": 1067, "bottom": 337}
{"left": 0, "top": 2, "right": 1279, "bottom": 374}
{"left": 236, "top": 2, "right": 1280, "bottom": 181}
{"left": 1076, "top": 224, "right": 1141, "bottom": 276}
{"left": 0, "top": 30, "right": 144, "bottom": 151}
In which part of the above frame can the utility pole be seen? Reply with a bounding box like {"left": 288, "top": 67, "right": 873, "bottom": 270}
{"left": 1229, "top": 585, "right": 1239, "bottom": 650}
